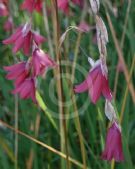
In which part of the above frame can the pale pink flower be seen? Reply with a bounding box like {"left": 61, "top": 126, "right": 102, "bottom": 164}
{"left": 101, "top": 122, "right": 124, "bottom": 162}
{"left": 78, "top": 21, "right": 90, "bottom": 32}
{"left": 3, "top": 22, "right": 45, "bottom": 55}
{"left": 57, "top": 0, "right": 83, "bottom": 14}
{"left": 32, "top": 48, "right": 57, "bottom": 76}
{"left": 0, "top": 2, "right": 8, "bottom": 16}
{"left": 74, "top": 58, "right": 112, "bottom": 104}
{"left": 21, "top": 0, "right": 42, "bottom": 13}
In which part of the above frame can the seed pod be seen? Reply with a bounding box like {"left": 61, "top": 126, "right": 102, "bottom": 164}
{"left": 89, "top": 0, "right": 100, "bottom": 14}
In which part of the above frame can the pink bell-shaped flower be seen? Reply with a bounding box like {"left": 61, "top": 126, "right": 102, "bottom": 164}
{"left": 74, "top": 57, "right": 112, "bottom": 104}
{"left": 3, "top": 22, "right": 45, "bottom": 55}
{"left": 101, "top": 122, "right": 124, "bottom": 162}
{"left": 12, "top": 77, "right": 37, "bottom": 103}
{"left": 32, "top": 47, "right": 57, "bottom": 76}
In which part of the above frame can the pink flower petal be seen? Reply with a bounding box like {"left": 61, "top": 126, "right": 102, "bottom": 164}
{"left": 33, "top": 32, "right": 46, "bottom": 45}
{"left": 89, "top": 73, "right": 102, "bottom": 104}
{"left": 23, "top": 31, "right": 32, "bottom": 55}
{"left": 3, "top": 27, "right": 22, "bottom": 44}
{"left": 102, "top": 77, "right": 112, "bottom": 100}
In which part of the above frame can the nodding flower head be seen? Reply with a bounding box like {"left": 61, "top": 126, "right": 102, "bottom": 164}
{"left": 12, "top": 77, "right": 37, "bottom": 103}
{"left": 32, "top": 47, "right": 57, "bottom": 76}
{"left": 74, "top": 57, "right": 112, "bottom": 104}
{"left": 4, "top": 61, "right": 37, "bottom": 103}
{"left": 101, "top": 122, "right": 124, "bottom": 162}
{"left": 3, "top": 22, "right": 45, "bottom": 55}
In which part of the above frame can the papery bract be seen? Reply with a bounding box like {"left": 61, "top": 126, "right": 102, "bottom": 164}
{"left": 74, "top": 58, "right": 112, "bottom": 104}
{"left": 32, "top": 48, "right": 57, "bottom": 76}
{"left": 101, "top": 122, "right": 124, "bottom": 162}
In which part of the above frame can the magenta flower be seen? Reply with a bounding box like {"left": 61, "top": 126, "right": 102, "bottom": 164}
{"left": 4, "top": 62, "right": 37, "bottom": 103}
{"left": 0, "top": 2, "right": 8, "bottom": 16}
{"left": 74, "top": 58, "right": 112, "bottom": 104}
{"left": 3, "top": 22, "right": 45, "bottom": 55}
{"left": 57, "top": 0, "right": 69, "bottom": 14}
{"left": 101, "top": 122, "right": 124, "bottom": 162}
{"left": 32, "top": 48, "right": 57, "bottom": 76}
{"left": 4, "top": 61, "right": 29, "bottom": 87}
{"left": 12, "top": 77, "right": 37, "bottom": 103}
{"left": 21, "top": 0, "right": 42, "bottom": 13}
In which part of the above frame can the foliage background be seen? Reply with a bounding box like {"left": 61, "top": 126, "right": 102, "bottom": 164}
{"left": 0, "top": 0, "right": 135, "bottom": 169}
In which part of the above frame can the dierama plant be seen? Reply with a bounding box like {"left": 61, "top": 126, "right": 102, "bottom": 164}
{"left": 3, "top": 0, "right": 57, "bottom": 103}
{"left": 1, "top": 0, "right": 125, "bottom": 168}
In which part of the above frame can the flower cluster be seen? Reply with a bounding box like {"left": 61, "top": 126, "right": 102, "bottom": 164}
{"left": 2, "top": 0, "right": 124, "bottom": 162}
{"left": 3, "top": 1, "right": 57, "bottom": 103}
{"left": 74, "top": 0, "right": 124, "bottom": 162}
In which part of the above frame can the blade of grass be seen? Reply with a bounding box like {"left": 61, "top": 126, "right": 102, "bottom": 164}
{"left": 51, "top": 1, "right": 70, "bottom": 168}
{"left": 36, "top": 91, "right": 58, "bottom": 131}
{"left": 0, "top": 120, "right": 90, "bottom": 169}
{"left": 105, "top": 10, "right": 135, "bottom": 103}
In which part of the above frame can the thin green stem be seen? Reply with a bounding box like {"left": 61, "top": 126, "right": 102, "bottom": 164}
{"left": 120, "top": 56, "right": 135, "bottom": 124}
{"left": 51, "top": 1, "right": 70, "bottom": 168}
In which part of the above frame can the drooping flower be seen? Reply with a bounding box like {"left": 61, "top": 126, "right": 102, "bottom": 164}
{"left": 3, "top": 17, "right": 13, "bottom": 32}
{"left": 0, "top": 2, "right": 8, "bottom": 16}
{"left": 74, "top": 57, "right": 112, "bottom": 104}
{"left": 3, "top": 22, "right": 45, "bottom": 55}
{"left": 101, "top": 122, "right": 124, "bottom": 162}
{"left": 21, "top": 0, "right": 42, "bottom": 13}
{"left": 3, "top": 61, "right": 29, "bottom": 87}
{"left": 12, "top": 77, "right": 37, "bottom": 103}
{"left": 32, "top": 47, "right": 57, "bottom": 76}
{"left": 4, "top": 62, "right": 37, "bottom": 103}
